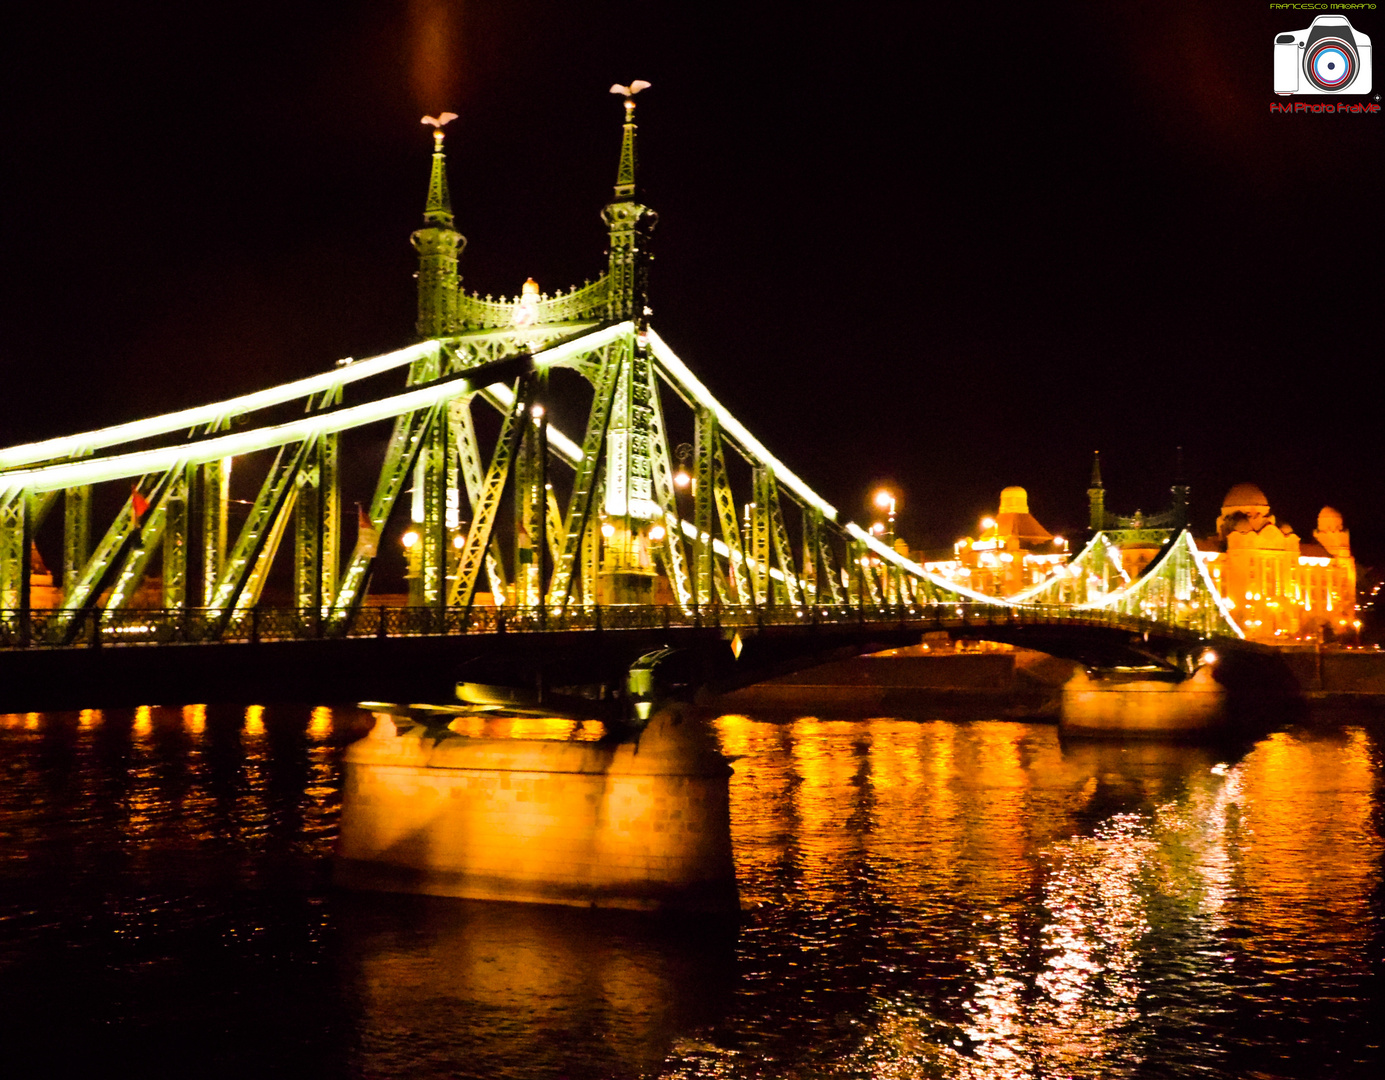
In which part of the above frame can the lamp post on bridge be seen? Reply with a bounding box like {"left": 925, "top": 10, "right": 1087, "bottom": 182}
{"left": 874, "top": 489, "right": 899, "bottom": 605}
{"left": 874, "top": 489, "right": 897, "bottom": 545}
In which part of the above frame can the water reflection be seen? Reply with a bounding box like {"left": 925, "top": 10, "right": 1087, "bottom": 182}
{"left": 338, "top": 895, "right": 734, "bottom": 1079}
{"left": 684, "top": 717, "right": 1383, "bottom": 1079}
{"left": 0, "top": 709, "right": 1380, "bottom": 1078}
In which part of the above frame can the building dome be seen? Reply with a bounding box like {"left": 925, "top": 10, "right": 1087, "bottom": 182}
{"left": 998, "top": 486, "right": 1029, "bottom": 515}
{"left": 1222, "top": 483, "right": 1269, "bottom": 513}
{"left": 1318, "top": 506, "right": 1344, "bottom": 532}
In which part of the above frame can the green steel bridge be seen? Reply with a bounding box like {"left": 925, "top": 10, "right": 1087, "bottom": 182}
{"left": 0, "top": 90, "right": 1246, "bottom": 711}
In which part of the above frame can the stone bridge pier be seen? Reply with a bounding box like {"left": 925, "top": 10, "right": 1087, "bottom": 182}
{"left": 335, "top": 702, "right": 739, "bottom": 914}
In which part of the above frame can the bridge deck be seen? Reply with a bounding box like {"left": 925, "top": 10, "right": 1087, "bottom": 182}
{"left": 0, "top": 601, "right": 1250, "bottom": 715}
{"left": 0, "top": 602, "right": 1221, "bottom": 651}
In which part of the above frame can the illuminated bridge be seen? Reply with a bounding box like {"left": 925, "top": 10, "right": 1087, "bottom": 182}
{"left": 0, "top": 95, "right": 1247, "bottom": 713}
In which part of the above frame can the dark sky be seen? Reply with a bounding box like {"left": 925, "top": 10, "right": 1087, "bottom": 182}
{"left": 3, "top": 1, "right": 1382, "bottom": 559}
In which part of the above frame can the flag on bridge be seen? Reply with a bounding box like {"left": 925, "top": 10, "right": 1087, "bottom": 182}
{"left": 130, "top": 485, "right": 149, "bottom": 522}
{"left": 356, "top": 504, "right": 379, "bottom": 558}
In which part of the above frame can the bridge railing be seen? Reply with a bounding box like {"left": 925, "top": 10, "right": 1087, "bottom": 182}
{"left": 0, "top": 601, "right": 1221, "bottom": 650}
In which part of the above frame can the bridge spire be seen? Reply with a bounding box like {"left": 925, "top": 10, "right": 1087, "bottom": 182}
{"left": 411, "top": 114, "right": 466, "bottom": 339}
{"left": 1087, "top": 451, "right": 1106, "bottom": 534}
{"left": 1170, "top": 446, "right": 1189, "bottom": 530}
{"left": 603, "top": 81, "right": 657, "bottom": 324}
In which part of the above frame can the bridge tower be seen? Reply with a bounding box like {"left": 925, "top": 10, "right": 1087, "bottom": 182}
{"left": 1169, "top": 446, "right": 1189, "bottom": 531}
{"left": 412, "top": 118, "right": 466, "bottom": 339}
{"left": 405, "top": 118, "right": 466, "bottom": 605}
{"left": 598, "top": 84, "right": 661, "bottom": 604}
{"left": 1087, "top": 451, "right": 1106, "bottom": 534}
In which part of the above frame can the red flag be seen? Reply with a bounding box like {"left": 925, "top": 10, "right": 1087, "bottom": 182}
{"left": 356, "top": 504, "right": 379, "bottom": 557}
{"left": 131, "top": 486, "right": 149, "bottom": 521}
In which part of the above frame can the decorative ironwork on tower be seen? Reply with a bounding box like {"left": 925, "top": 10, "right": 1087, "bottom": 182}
{"left": 412, "top": 114, "right": 465, "bottom": 339}
{"left": 603, "top": 82, "right": 657, "bottom": 324}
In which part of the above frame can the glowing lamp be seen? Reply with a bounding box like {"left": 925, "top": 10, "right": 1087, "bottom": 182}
{"left": 401, "top": 530, "right": 419, "bottom": 549}
{"left": 874, "top": 490, "right": 894, "bottom": 509}
{"left": 673, "top": 469, "right": 691, "bottom": 489}
{"left": 452, "top": 534, "right": 465, "bottom": 549}
{"left": 649, "top": 524, "right": 666, "bottom": 542}
{"left": 1200, "top": 650, "right": 1217, "bottom": 666}
{"left": 981, "top": 517, "right": 996, "bottom": 531}
{"left": 600, "top": 522, "right": 616, "bottom": 539}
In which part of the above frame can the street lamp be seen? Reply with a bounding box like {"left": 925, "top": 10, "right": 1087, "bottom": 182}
{"left": 673, "top": 442, "right": 692, "bottom": 489}
{"left": 873, "top": 489, "right": 897, "bottom": 544}
{"left": 872, "top": 489, "right": 900, "bottom": 606}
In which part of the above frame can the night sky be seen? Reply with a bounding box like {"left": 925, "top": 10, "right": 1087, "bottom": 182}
{"left": 3, "top": 2, "right": 1382, "bottom": 561}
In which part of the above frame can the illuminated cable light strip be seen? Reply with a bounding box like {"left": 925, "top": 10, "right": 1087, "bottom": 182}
{"left": 0, "top": 322, "right": 626, "bottom": 475}
{"left": 1180, "top": 530, "right": 1245, "bottom": 637}
{"left": 480, "top": 384, "right": 584, "bottom": 466}
{"left": 673, "top": 518, "right": 788, "bottom": 583}
{"left": 2, "top": 375, "right": 504, "bottom": 495}
{"left": 474, "top": 321, "right": 631, "bottom": 466}
{"left": 845, "top": 522, "right": 1002, "bottom": 605}
{"left": 0, "top": 325, "right": 628, "bottom": 495}
{"left": 1008, "top": 532, "right": 1107, "bottom": 603}
{"left": 1074, "top": 531, "right": 1181, "bottom": 613}
{"left": 648, "top": 330, "right": 998, "bottom": 603}
{"left": 1077, "top": 530, "right": 1244, "bottom": 638}
{"left": 0, "top": 340, "right": 438, "bottom": 471}
{"left": 647, "top": 330, "right": 837, "bottom": 522}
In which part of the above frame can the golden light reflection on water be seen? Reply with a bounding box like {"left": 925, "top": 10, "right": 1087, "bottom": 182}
{"left": 0, "top": 707, "right": 1376, "bottom": 1077}
{"left": 442, "top": 714, "right": 607, "bottom": 741}
{"left": 506, "top": 716, "right": 605, "bottom": 741}
{"left": 707, "top": 715, "right": 1383, "bottom": 1079}
{"left": 791, "top": 718, "right": 868, "bottom": 902}
{"left": 182, "top": 703, "right": 205, "bottom": 735}
{"left": 343, "top": 901, "right": 728, "bottom": 1077}
{"left": 1235, "top": 728, "right": 1379, "bottom": 956}
{"left": 1027, "top": 814, "right": 1151, "bottom": 1077}
{"left": 308, "top": 705, "right": 332, "bottom": 739}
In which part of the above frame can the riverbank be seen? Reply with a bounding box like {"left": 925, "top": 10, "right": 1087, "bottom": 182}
{"left": 709, "top": 644, "right": 1385, "bottom": 721}
{"left": 709, "top": 645, "right": 1078, "bottom": 719}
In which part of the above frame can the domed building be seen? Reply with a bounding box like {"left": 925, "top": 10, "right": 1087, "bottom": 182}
{"left": 926, "top": 486, "right": 1069, "bottom": 597}
{"left": 1200, "top": 484, "right": 1356, "bottom": 641}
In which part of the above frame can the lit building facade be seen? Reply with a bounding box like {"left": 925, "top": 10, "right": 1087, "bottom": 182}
{"left": 926, "top": 486, "right": 1069, "bottom": 598}
{"left": 1198, "top": 483, "right": 1356, "bottom": 642}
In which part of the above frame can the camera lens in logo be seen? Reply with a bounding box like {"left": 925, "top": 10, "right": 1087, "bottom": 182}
{"left": 1305, "top": 37, "right": 1357, "bottom": 91}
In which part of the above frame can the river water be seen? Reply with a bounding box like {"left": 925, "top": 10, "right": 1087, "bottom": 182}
{"left": 0, "top": 705, "right": 1380, "bottom": 1079}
